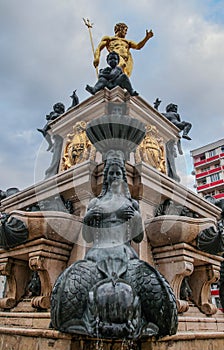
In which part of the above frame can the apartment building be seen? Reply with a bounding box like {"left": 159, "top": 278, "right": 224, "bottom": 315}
{"left": 191, "top": 138, "right": 224, "bottom": 199}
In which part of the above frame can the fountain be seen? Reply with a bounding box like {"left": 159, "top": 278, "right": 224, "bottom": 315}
{"left": 0, "top": 21, "right": 224, "bottom": 350}
{"left": 50, "top": 114, "right": 178, "bottom": 340}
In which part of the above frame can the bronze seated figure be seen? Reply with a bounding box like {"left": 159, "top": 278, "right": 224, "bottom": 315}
{"left": 86, "top": 51, "right": 138, "bottom": 96}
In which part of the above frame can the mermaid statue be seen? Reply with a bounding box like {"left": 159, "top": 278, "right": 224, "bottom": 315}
{"left": 50, "top": 149, "right": 178, "bottom": 339}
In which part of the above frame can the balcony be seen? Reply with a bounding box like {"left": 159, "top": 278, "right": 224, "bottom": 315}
{"left": 197, "top": 179, "right": 224, "bottom": 192}
{"left": 194, "top": 153, "right": 224, "bottom": 168}
{"left": 196, "top": 166, "right": 222, "bottom": 179}
{"left": 214, "top": 193, "right": 224, "bottom": 199}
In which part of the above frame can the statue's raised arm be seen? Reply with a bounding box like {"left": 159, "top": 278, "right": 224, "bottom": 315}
{"left": 129, "top": 29, "right": 154, "bottom": 50}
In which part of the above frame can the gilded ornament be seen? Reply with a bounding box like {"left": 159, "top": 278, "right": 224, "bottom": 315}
{"left": 135, "top": 125, "right": 166, "bottom": 173}
{"left": 61, "top": 121, "right": 95, "bottom": 171}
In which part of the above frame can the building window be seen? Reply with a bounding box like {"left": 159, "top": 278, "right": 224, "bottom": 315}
{"left": 210, "top": 173, "right": 220, "bottom": 182}
{"left": 200, "top": 154, "right": 206, "bottom": 160}
{"left": 208, "top": 149, "right": 216, "bottom": 157}
{"left": 198, "top": 178, "right": 207, "bottom": 186}
{"left": 201, "top": 166, "right": 210, "bottom": 172}
{"left": 207, "top": 191, "right": 215, "bottom": 196}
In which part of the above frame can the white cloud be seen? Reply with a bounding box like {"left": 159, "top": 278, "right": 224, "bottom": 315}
{"left": 15, "top": 130, "right": 37, "bottom": 144}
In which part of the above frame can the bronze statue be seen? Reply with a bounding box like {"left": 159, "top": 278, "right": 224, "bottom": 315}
{"left": 86, "top": 51, "right": 138, "bottom": 96}
{"left": 82, "top": 152, "right": 144, "bottom": 247}
{"left": 0, "top": 213, "right": 28, "bottom": 249}
{"left": 51, "top": 151, "right": 178, "bottom": 339}
{"left": 153, "top": 98, "right": 161, "bottom": 110}
{"left": 37, "top": 103, "right": 65, "bottom": 151}
{"left": 93, "top": 23, "right": 153, "bottom": 76}
{"left": 197, "top": 196, "right": 224, "bottom": 255}
{"left": 67, "top": 90, "right": 79, "bottom": 111}
{"left": 51, "top": 110, "right": 177, "bottom": 339}
{"left": 0, "top": 187, "right": 19, "bottom": 201}
{"left": 27, "top": 271, "right": 41, "bottom": 297}
{"left": 162, "top": 103, "right": 192, "bottom": 140}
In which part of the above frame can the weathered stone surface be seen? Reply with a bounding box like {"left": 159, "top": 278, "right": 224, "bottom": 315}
{"left": 0, "top": 329, "right": 224, "bottom": 350}
{"left": 145, "top": 215, "right": 216, "bottom": 247}
{"left": 11, "top": 210, "right": 82, "bottom": 243}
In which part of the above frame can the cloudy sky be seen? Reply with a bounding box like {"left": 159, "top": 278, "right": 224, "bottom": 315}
{"left": 1, "top": 0, "right": 224, "bottom": 193}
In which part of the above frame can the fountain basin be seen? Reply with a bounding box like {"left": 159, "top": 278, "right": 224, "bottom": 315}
{"left": 9, "top": 210, "right": 83, "bottom": 244}
{"left": 86, "top": 114, "right": 146, "bottom": 160}
{"left": 145, "top": 215, "right": 216, "bottom": 247}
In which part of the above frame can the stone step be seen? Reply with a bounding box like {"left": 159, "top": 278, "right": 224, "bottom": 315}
{"left": 0, "top": 325, "right": 224, "bottom": 350}
{"left": 178, "top": 314, "right": 224, "bottom": 332}
{"left": 0, "top": 311, "right": 51, "bottom": 329}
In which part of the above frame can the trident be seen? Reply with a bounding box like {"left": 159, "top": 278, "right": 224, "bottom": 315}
{"left": 83, "top": 18, "right": 98, "bottom": 77}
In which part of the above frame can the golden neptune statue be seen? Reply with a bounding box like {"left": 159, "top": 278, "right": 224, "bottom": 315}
{"left": 93, "top": 23, "right": 153, "bottom": 77}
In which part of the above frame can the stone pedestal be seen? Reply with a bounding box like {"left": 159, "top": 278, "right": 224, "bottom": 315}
{"left": 152, "top": 243, "right": 223, "bottom": 315}
{"left": 0, "top": 238, "right": 72, "bottom": 310}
